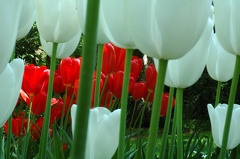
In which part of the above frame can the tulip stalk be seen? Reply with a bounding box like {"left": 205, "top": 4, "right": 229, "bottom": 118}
{"left": 215, "top": 81, "right": 222, "bottom": 107}
{"left": 70, "top": 0, "right": 100, "bottom": 158}
{"left": 94, "top": 44, "right": 104, "bottom": 107}
{"left": 118, "top": 49, "right": 133, "bottom": 159}
{"left": 38, "top": 43, "right": 58, "bottom": 159}
{"left": 219, "top": 55, "right": 240, "bottom": 159}
{"left": 146, "top": 58, "right": 168, "bottom": 159}
{"left": 160, "top": 87, "right": 175, "bottom": 159}
{"left": 176, "top": 88, "right": 183, "bottom": 159}
{"left": 6, "top": 115, "right": 12, "bottom": 159}
{"left": 169, "top": 105, "right": 177, "bottom": 159}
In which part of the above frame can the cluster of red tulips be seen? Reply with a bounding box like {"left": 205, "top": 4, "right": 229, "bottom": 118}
{"left": 4, "top": 43, "right": 175, "bottom": 139}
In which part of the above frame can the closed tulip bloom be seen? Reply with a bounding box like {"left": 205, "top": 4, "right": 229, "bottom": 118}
{"left": 127, "top": 0, "right": 211, "bottom": 59}
{"left": 59, "top": 57, "right": 81, "bottom": 87}
{"left": 35, "top": 0, "right": 80, "bottom": 43}
{"left": 207, "top": 103, "right": 240, "bottom": 149}
{"left": 102, "top": 43, "right": 116, "bottom": 75}
{"left": 214, "top": 0, "right": 240, "bottom": 55}
{"left": 163, "top": 19, "right": 213, "bottom": 88}
{"left": 71, "top": 105, "right": 121, "bottom": 159}
{"left": 0, "top": 0, "right": 22, "bottom": 73}
{"left": 207, "top": 34, "right": 236, "bottom": 82}
{"left": 0, "top": 59, "right": 24, "bottom": 127}
{"left": 39, "top": 30, "right": 81, "bottom": 58}
{"left": 145, "top": 64, "right": 157, "bottom": 92}
{"left": 101, "top": 0, "right": 135, "bottom": 48}
{"left": 130, "top": 82, "right": 147, "bottom": 101}
{"left": 17, "top": 0, "right": 35, "bottom": 40}
{"left": 160, "top": 93, "right": 175, "bottom": 117}
{"left": 22, "top": 64, "right": 49, "bottom": 97}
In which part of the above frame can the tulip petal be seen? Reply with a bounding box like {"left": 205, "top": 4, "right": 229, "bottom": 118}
{"left": 0, "top": 0, "right": 22, "bottom": 73}
{"left": 94, "top": 109, "right": 120, "bottom": 159}
{"left": 0, "top": 59, "right": 24, "bottom": 127}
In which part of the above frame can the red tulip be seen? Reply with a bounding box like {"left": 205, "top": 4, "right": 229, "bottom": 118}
{"left": 59, "top": 57, "right": 81, "bottom": 87}
{"left": 130, "top": 82, "right": 147, "bottom": 100}
{"left": 145, "top": 64, "right": 157, "bottom": 93}
{"left": 112, "top": 44, "right": 126, "bottom": 73}
{"left": 53, "top": 70, "right": 66, "bottom": 94}
{"left": 4, "top": 113, "right": 28, "bottom": 137}
{"left": 31, "top": 117, "right": 44, "bottom": 140}
{"left": 109, "top": 71, "right": 135, "bottom": 98}
{"left": 22, "top": 64, "right": 49, "bottom": 98}
{"left": 102, "top": 43, "right": 116, "bottom": 75}
{"left": 160, "top": 93, "right": 176, "bottom": 116}
{"left": 131, "top": 56, "right": 143, "bottom": 81}
{"left": 30, "top": 92, "right": 47, "bottom": 116}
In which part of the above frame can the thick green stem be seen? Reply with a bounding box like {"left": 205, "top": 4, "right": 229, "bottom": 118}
{"left": 38, "top": 43, "right": 58, "bottom": 159}
{"left": 0, "top": 127, "right": 2, "bottom": 158}
{"left": 215, "top": 81, "right": 222, "bottom": 107}
{"left": 160, "top": 87, "right": 175, "bottom": 159}
{"left": 219, "top": 55, "right": 240, "bottom": 159}
{"left": 146, "top": 59, "right": 168, "bottom": 159}
{"left": 176, "top": 88, "right": 183, "bottom": 159}
{"left": 70, "top": 0, "right": 100, "bottom": 158}
{"left": 94, "top": 44, "right": 104, "bottom": 107}
{"left": 118, "top": 49, "right": 133, "bottom": 159}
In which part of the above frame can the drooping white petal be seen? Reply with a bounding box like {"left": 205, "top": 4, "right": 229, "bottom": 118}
{"left": 0, "top": 59, "right": 24, "bottom": 127}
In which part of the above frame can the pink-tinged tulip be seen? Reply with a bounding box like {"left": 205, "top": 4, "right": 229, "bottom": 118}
{"left": 214, "top": 0, "right": 240, "bottom": 55}
{"left": 0, "top": 0, "right": 22, "bottom": 73}
{"left": 127, "top": 0, "right": 211, "bottom": 60}
{"left": 162, "top": 19, "right": 213, "bottom": 88}
{"left": 0, "top": 59, "right": 24, "bottom": 127}
{"left": 39, "top": 30, "right": 81, "bottom": 58}
{"left": 17, "top": 0, "right": 35, "bottom": 40}
{"left": 207, "top": 34, "right": 236, "bottom": 82}
{"left": 71, "top": 105, "right": 121, "bottom": 159}
{"left": 35, "top": 0, "right": 80, "bottom": 43}
{"left": 208, "top": 104, "right": 240, "bottom": 149}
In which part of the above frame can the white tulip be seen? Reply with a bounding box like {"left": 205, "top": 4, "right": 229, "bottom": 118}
{"left": 207, "top": 103, "right": 240, "bottom": 149}
{"left": 0, "top": 59, "right": 24, "bottom": 127}
{"left": 71, "top": 105, "right": 121, "bottom": 159}
{"left": 40, "top": 31, "right": 81, "bottom": 58}
{"left": 207, "top": 34, "right": 236, "bottom": 82}
{"left": 0, "top": 0, "right": 22, "bottom": 73}
{"left": 35, "top": 0, "right": 80, "bottom": 43}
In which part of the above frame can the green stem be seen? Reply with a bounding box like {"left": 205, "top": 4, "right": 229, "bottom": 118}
{"left": 118, "top": 49, "right": 133, "bottom": 159}
{"left": 6, "top": 115, "right": 12, "bottom": 159}
{"left": 146, "top": 59, "right": 168, "bottom": 159}
{"left": 129, "top": 101, "right": 137, "bottom": 129}
{"left": 27, "top": 96, "right": 33, "bottom": 133}
{"left": 60, "top": 86, "right": 69, "bottom": 128}
{"left": 176, "top": 88, "right": 183, "bottom": 159}
{"left": 215, "top": 81, "right": 222, "bottom": 107}
{"left": 0, "top": 127, "right": 3, "bottom": 158}
{"left": 160, "top": 87, "right": 175, "bottom": 159}
{"left": 219, "top": 55, "right": 240, "bottom": 159}
{"left": 94, "top": 44, "right": 104, "bottom": 107}
{"left": 38, "top": 43, "right": 58, "bottom": 159}
{"left": 70, "top": 0, "right": 100, "bottom": 158}
{"left": 168, "top": 105, "right": 177, "bottom": 159}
